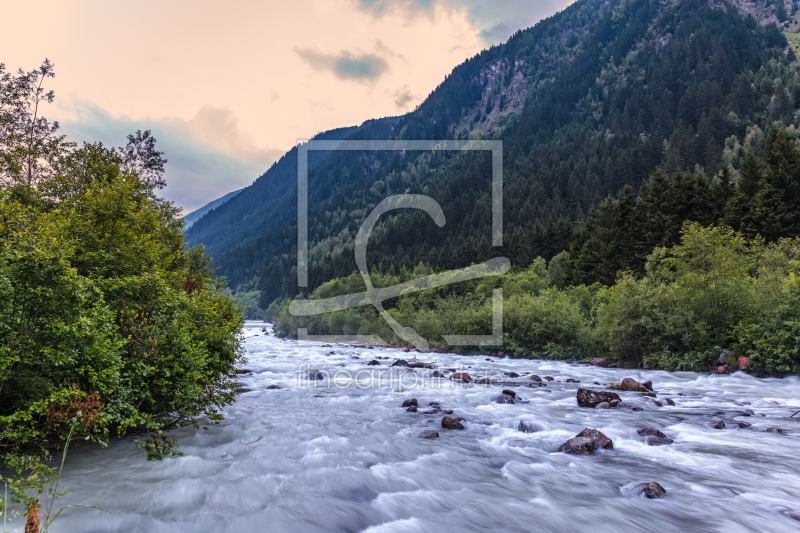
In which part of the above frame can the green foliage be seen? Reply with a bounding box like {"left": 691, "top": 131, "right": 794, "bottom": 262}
{"left": 283, "top": 224, "right": 800, "bottom": 375}
{"left": 596, "top": 223, "right": 800, "bottom": 370}
{"left": 0, "top": 60, "right": 244, "bottom": 515}
{"left": 135, "top": 433, "right": 184, "bottom": 461}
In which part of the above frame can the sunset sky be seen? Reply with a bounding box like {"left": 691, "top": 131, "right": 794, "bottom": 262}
{"left": 1, "top": 0, "right": 573, "bottom": 212}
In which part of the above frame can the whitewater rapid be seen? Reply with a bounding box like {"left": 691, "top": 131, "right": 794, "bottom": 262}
{"left": 13, "top": 322, "right": 800, "bottom": 532}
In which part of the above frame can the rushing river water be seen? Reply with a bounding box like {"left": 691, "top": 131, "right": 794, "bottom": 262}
{"left": 11, "top": 321, "right": 800, "bottom": 532}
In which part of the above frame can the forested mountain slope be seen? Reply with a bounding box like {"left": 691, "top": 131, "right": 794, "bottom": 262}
{"left": 191, "top": 0, "right": 800, "bottom": 311}
{"left": 184, "top": 118, "right": 399, "bottom": 255}
{"left": 182, "top": 188, "right": 242, "bottom": 229}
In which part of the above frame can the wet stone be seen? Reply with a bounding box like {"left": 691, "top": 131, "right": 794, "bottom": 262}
{"left": 442, "top": 416, "right": 464, "bottom": 430}
{"left": 642, "top": 482, "right": 667, "bottom": 499}
{"left": 577, "top": 388, "right": 621, "bottom": 408}
{"left": 419, "top": 430, "right": 439, "bottom": 439}
{"left": 637, "top": 427, "right": 674, "bottom": 446}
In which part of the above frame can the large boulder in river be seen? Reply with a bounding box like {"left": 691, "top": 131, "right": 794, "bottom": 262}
{"left": 637, "top": 427, "right": 674, "bottom": 446}
{"left": 419, "top": 430, "right": 439, "bottom": 438}
{"left": 559, "top": 428, "right": 614, "bottom": 454}
{"left": 402, "top": 398, "right": 418, "bottom": 408}
{"left": 450, "top": 372, "right": 472, "bottom": 383}
{"left": 442, "top": 416, "right": 464, "bottom": 429}
{"left": 558, "top": 436, "right": 595, "bottom": 454}
{"left": 577, "top": 388, "right": 621, "bottom": 408}
{"left": 391, "top": 359, "right": 409, "bottom": 367}
{"left": 609, "top": 377, "right": 650, "bottom": 392}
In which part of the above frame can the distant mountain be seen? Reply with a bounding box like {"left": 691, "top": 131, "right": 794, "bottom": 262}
{"left": 184, "top": 118, "right": 400, "bottom": 256}
{"left": 185, "top": 0, "right": 800, "bottom": 309}
{"left": 182, "top": 188, "right": 243, "bottom": 229}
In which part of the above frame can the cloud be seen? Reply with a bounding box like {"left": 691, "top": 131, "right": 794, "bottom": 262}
{"left": 392, "top": 85, "right": 417, "bottom": 109}
{"left": 54, "top": 100, "right": 280, "bottom": 213}
{"left": 296, "top": 48, "right": 389, "bottom": 81}
{"left": 355, "top": 0, "right": 576, "bottom": 45}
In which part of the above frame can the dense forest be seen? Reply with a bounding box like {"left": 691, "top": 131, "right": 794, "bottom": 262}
{"left": 0, "top": 61, "right": 243, "bottom": 509}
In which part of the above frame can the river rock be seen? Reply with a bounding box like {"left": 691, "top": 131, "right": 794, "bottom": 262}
{"left": 609, "top": 377, "right": 650, "bottom": 392}
{"left": 419, "top": 430, "right": 439, "bottom": 438}
{"left": 544, "top": 376, "right": 554, "bottom": 381}
{"left": 595, "top": 402, "right": 610, "bottom": 409}
{"left": 591, "top": 358, "right": 608, "bottom": 367}
{"left": 442, "top": 416, "right": 464, "bottom": 429}
{"left": 502, "top": 389, "right": 516, "bottom": 398}
{"left": 738, "top": 356, "right": 751, "bottom": 371}
{"left": 530, "top": 375, "right": 541, "bottom": 381}
{"left": 367, "top": 360, "right": 380, "bottom": 366}
{"left": 712, "top": 420, "right": 726, "bottom": 429}
{"left": 434, "top": 345, "right": 449, "bottom": 353}
{"left": 266, "top": 384, "right": 281, "bottom": 389}
{"left": 306, "top": 370, "right": 325, "bottom": 380}
{"left": 642, "top": 482, "right": 667, "bottom": 499}
{"left": 577, "top": 388, "right": 621, "bottom": 408}
{"left": 780, "top": 510, "right": 800, "bottom": 521}
{"left": 559, "top": 428, "right": 614, "bottom": 454}
{"left": 408, "top": 361, "right": 432, "bottom": 369}
{"left": 577, "top": 428, "right": 613, "bottom": 449}
{"left": 642, "top": 380, "right": 653, "bottom": 391}
{"left": 766, "top": 427, "right": 784, "bottom": 433}
{"left": 719, "top": 349, "right": 732, "bottom": 364}
{"left": 451, "top": 372, "right": 472, "bottom": 383}
{"left": 566, "top": 378, "right": 580, "bottom": 383}
{"left": 495, "top": 393, "right": 515, "bottom": 404}
{"left": 391, "top": 359, "right": 409, "bottom": 367}
{"left": 401, "top": 398, "right": 418, "bottom": 407}
{"left": 664, "top": 398, "right": 675, "bottom": 406}
{"left": 637, "top": 427, "right": 674, "bottom": 446}
{"left": 505, "top": 372, "right": 520, "bottom": 378}
{"left": 518, "top": 421, "right": 544, "bottom": 433}
{"left": 406, "top": 406, "right": 418, "bottom": 412}
{"left": 558, "top": 436, "right": 595, "bottom": 454}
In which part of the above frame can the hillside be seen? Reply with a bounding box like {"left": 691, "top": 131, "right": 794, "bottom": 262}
{"left": 182, "top": 188, "right": 242, "bottom": 229}
{"left": 184, "top": 118, "right": 399, "bottom": 256}
{"left": 187, "top": 0, "right": 800, "bottom": 311}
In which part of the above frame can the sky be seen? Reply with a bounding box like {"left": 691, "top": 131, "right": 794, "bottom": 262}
{"left": 0, "top": 0, "right": 573, "bottom": 213}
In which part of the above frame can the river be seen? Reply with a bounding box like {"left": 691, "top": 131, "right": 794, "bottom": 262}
{"left": 12, "top": 321, "right": 800, "bottom": 532}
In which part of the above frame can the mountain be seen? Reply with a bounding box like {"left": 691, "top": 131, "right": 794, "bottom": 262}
{"left": 184, "top": 118, "right": 399, "bottom": 256}
{"left": 182, "top": 188, "right": 243, "bottom": 229}
{"left": 185, "top": 0, "right": 800, "bottom": 310}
